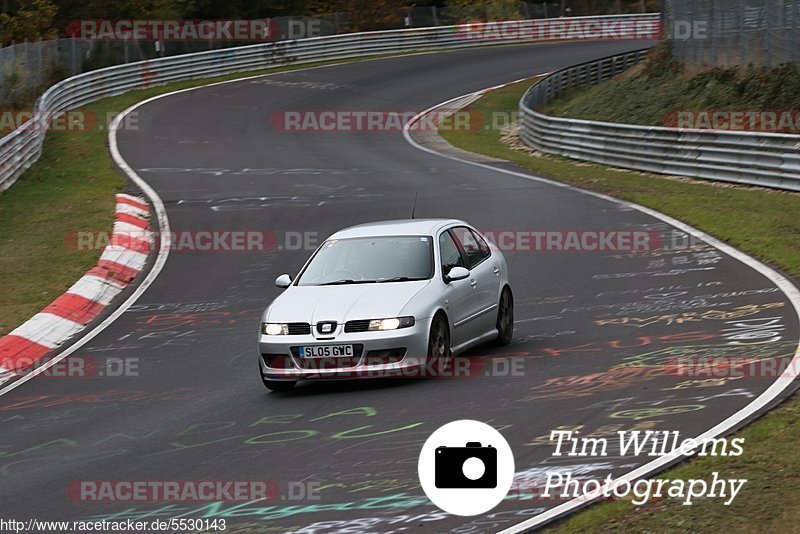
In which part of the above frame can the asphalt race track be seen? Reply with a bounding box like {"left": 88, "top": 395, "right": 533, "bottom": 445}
{"left": 1, "top": 41, "right": 799, "bottom": 533}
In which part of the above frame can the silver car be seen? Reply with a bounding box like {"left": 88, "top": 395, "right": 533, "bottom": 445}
{"left": 258, "top": 219, "right": 514, "bottom": 391}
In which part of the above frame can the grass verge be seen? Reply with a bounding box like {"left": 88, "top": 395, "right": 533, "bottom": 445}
{"left": 542, "top": 42, "right": 800, "bottom": 131}
{"left": 0, "top": 54, "right": 407, "bottom": 336}
{"left": 439, "top": 79, "right": 800, "bottom": 532}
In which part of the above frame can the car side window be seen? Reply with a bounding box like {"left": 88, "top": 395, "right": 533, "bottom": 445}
{"left": 470, "top": 229, "right": 491, "bottom": 260}
{"left": 439, "top": 231, "right": 465, "bottom": 276}
{"left": 452, "top": 227, "right": 490, "bottom": 269}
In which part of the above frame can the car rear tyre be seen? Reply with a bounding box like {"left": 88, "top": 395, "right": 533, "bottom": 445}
{"left": 427, "top": 315, "right": 452, "bottom": 375}
{"left": 495, "top": 288, "right": 514, "bottom": 346}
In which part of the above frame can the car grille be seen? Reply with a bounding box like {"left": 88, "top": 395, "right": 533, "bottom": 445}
{"left": 261, "top": 354, "right": 296, "bottom": 369}
{"left": 364, "top": 348, "right": 406, "bottom": 366}
{"left": 344, "top": 319, "right": 371, "bottom": 333}
{"left": 287, "top": 322, "right": 311, "bottom": 335}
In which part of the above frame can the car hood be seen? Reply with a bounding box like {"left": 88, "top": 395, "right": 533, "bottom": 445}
{"left": 265, "top": 280, "right": 430, "bottom": 323}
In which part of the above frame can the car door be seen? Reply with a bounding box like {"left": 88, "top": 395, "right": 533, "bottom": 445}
{"left": 438, "top": 229, "right": 481, "bottom": 348}
{"left": 451, "top": 227, "right": 501, "bottom": 336}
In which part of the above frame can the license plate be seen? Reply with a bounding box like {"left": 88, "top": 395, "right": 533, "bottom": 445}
{"left": 299, "top": 345, "right": 354, "bottom": 358}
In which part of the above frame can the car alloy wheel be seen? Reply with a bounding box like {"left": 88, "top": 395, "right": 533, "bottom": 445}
{"left": 427, "top": 315, "right": 451, "bottom": 375}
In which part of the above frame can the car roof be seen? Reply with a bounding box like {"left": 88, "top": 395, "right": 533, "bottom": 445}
{"left": 329, "top": 219, "right": 467, "bottom": 239}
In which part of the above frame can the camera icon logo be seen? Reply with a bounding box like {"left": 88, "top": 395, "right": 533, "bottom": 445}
{"left": 435, "top": 442, "right": 497, "bottom": 489}
{"left": 418, "top": 420, "right": 515, "bottom": 516}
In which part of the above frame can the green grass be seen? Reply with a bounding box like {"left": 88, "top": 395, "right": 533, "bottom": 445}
{"left": 542, "top": 42, "right": 800, "bottom": 131}
{"left": 548, "top": 394, "right": 800, "bottom": 533}
{"left": 0, "top": 54, "right": 412, "bottom": 336}
{"left": 440, "top": 78, "right": 800, "bottom": 532}
{"left": 0, "top": 106, "right": 124, "bottom": 335}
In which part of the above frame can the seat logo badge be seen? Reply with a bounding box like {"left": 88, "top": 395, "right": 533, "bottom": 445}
{"left": 318, "top": 322, "right": 336, "bottom": 334}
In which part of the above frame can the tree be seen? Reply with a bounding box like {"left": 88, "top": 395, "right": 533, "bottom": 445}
{"left": 443, "top": 0, "right": 522, "bottom": 21}
{"left": 53, "top": 0, "right": 186, "bottom": 27}
{"left": 307, "top": 0, "right": 410, "bottom": 32}
{"left": 0, "top": 0, "right": 59, "bottom": 44}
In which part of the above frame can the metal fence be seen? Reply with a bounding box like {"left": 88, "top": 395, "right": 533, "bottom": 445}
{"left": 0, "top": 13, "right": 659, "bottom": 193}
{"left": 0, "top": 39, "right": 91, "bottom": 107}
{"left": 407, "top": 2, "right": 564, "bottom": 25}
{"left": 519, "top": 50, "right": 800, "bottom": 191}
{"left": 664, "top": 0, "right": 800, "bottom": 67}
{"left": 0, "top": 18, "right": 340, "bottom": 106}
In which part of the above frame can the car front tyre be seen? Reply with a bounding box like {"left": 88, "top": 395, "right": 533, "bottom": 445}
{"left": 427, "top": 314, "right": 452, "bottom": 375}
{"left": 495, "top": 287, "right": 514, "bottom": 346}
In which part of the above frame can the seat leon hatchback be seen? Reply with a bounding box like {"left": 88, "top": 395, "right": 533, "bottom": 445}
{"left": 258, "top": 219, "right": 513, "bottom": 391}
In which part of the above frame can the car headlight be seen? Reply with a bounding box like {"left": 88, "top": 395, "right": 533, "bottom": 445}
{"left": 368, "top": 316, "right": 415, "bottom": 331}
{"left": 262, "top": 323, "right": 289, "bottom": 335}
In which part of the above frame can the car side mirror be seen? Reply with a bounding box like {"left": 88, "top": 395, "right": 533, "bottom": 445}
{"left": 275, "top": 274, "right": 292, "bottom": 288}
{"left": 446, "top": 266, "right": 470, "bottom": 283}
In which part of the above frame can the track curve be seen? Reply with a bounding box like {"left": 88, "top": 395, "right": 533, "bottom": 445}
{"left": 1, "top": 41, "right": 798, "bottom": 534}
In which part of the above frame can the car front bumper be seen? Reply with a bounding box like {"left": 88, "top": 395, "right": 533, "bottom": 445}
{"left": 258, "top": 319, "right": 431, "bottom": 381}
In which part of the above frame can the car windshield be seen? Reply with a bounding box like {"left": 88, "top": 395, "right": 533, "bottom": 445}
{"left": 296, "top": 236, "right": 433, "bottom": 286}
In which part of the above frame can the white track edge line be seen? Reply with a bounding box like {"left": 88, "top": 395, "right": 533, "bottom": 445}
{"left": 0, "top": 98, "right": 176, "bottom": 396}
{"left": 401, "top": 83, "right": 800, "bottom": 533}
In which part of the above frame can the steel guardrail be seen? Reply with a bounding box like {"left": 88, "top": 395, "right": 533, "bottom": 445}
{"left": 519, "top": 48, "right": 800, "bottom": 192}
{"left": 0, "top": 13, "right": 660, "bottom": 193}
